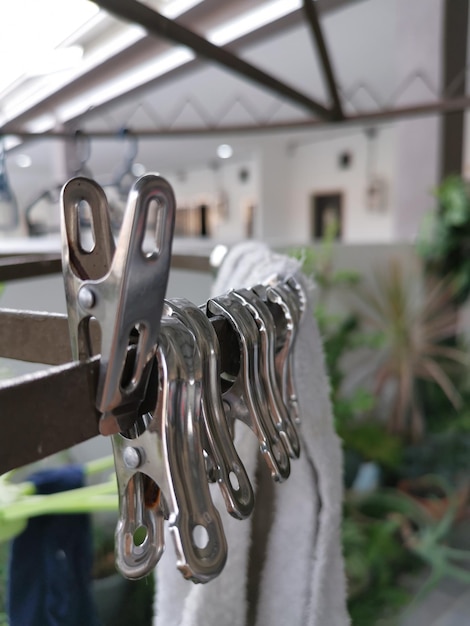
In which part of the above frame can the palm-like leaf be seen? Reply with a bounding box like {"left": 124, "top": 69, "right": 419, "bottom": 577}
{"left": 353, "top": 260, "right": 468, "bottom": 439}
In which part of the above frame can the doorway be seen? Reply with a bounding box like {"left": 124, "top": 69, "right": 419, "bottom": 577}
{"left": 311, "top": 192, "right": 343, "bottom": 240}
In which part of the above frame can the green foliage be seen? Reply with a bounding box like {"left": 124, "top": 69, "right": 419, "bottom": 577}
{"left": 289, "top": 239, "right": 373, "bottom": 433}
{"left": 417, "top": 175, "right": 470, "bottom": 304}
{"left": 339, "top": 421, "right": 403, "bottom": 470}
{"left": 320, "top": 314, "right": 360, "bottom": 404}
{"left": 334, "top": 388, "right": 375, "bottom": 428}
{"left": 352, "top": 261, "right": 467, "bottom": 440}
{"left": 400, "top": 429, "right": 470, "bottom": 482}
{"left": 117, "top": 574, "right": 155, "bottom": 626}
{"left": 291, "top": 228, "right": 470, "bottom": 624}
{"left": 343, "top": 498, "right": 415, "bottom": 625}
{"left": 345, "top": 479, "right": 470, "bottom": 624}
{"left": 289, "top": 222, "right": 359, "bottom": 295}
{"left": 349, "top": 585, "right": 411, "bottom": 626}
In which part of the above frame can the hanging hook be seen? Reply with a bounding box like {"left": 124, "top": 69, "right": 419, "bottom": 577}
{"left": 114, "top": 128, "right": 139, "bottom": 197}
{"left": 72, "top": 130, "right": 93, "bottom": 178}
{"left": 0, "top": 138, "right": 19, "bottom": 232}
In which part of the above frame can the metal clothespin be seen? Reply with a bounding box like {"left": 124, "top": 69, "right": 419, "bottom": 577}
{"left": 205, "top": 292, "right": 291, "bottom": 482}
{"left": 253, "top": 277, "right": 305, "bottom": 427}
{"left": 114, "top": 316, "right": 227, "bottom": 583}
{"left": 61, "top": 173, "right": 175, "bottom": 435}
{"left": 231, "top": 287, "right": 301, "bottom": 459}
{"left": 164, "top": 298, "right": 255, "bottom": 520}
{"left": 61, "top": 173, "right": 177, "bottom": 580}
{"left": 265, "top": 276, "right": 305, "bottom": 425}
{"left": 60, "top": 175, "right": 308, "bottom": 582}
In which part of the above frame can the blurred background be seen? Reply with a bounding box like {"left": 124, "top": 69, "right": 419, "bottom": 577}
{"left": 1, "top": 1, "right": 470, "bottom": 624}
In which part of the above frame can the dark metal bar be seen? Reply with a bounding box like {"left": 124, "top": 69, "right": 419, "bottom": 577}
{"left": 0, "top": 253, "right": 212, "bottom": 282}
{"left": 0, "top": 310, "right": 71, "bottom": 364}
{"left": 4, "top": 96, "right": 470, "bottom": 139}
{"left": 302, "top": 0, "right": 343, "bottom": 120}
{"left": 0, "top": 310, "right": 103, "bottom": 364}
{"left": 171, "top": 253, "right": 212, "bottom": 273}
{"left": 0, "top": 254, "right": 62, "bottom": 281}
{"left": 0, "top": 359, "right": 101, "bottom": 474}
{"left": 440, "top": 0, "right": 469, "bottom": 178}
{"left": 93, "top": 0, "right": 332, "bottom": 120}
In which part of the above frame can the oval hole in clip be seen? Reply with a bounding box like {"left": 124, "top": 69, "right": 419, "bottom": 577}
{"left": 229, "top": 471, "right": 240, "bottom": 491}
{"left": 77, "top": 316, "right": 102, "bottom": 360}
{"left": 142, "top": 195, "right": 165, "bottom": 259}
{"left": 77, "top": 198, "right": 96, "bottom": 252}
{"left": 120, "top": 323, "right": 146, "bottom": 392}
{"left": 192, "top": 525, "right": 210, "bottom": 550}
{"left": 133, "top": 525, "right": 148, "bottom": 547}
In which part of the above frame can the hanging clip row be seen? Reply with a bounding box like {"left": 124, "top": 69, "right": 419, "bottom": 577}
{"left": 60, "top": 176, "right": 306, "bottom": 584}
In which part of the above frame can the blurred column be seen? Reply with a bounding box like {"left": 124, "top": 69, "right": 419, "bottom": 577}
{"left": 257, "top": 136, "right": 291, "bottom": 245}
{"left": 439, "top": 0, "right": 469, "bottom": 178}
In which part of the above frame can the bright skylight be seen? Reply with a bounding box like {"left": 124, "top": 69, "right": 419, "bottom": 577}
{"left": 208, "top": 0, "right": 302, "bottom": 46}
{"left": 0, "top": 0, "right": 99, "bottom": 94}
{"left": 44, "top": 0, "right": 304, "bottom": 126}
{"left": 0, "top": 0, "right": 302, "bottom": 131}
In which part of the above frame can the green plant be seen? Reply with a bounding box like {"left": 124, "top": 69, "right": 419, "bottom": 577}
{"left": 353, "top": 260, "right": 468, "bottom": 440}
{"left": 290, "top": 238, "right": 470, "bottom": 622}
{"left": 289, "top": 233, "right": 372, "bottom": 433}
{"left": 343, "top": 495, "right": 416, "bottom": 625}
{"left": 339, "top": 421, "right": 403, "bottom": 471}
{"left": 345, "top": 476, "right": 470, "bottom": 624}
{"left": 0, "top": 458, "right": 117, "bottom": 544}
{"left": 417, "top": 175, "right": 470, "bottom": 304}
{"left": 400, "top": 428, "right": 470, "bottom": 482}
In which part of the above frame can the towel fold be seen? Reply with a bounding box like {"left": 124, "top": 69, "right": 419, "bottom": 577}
{"left": 154, "top": 241, "right": 350, "bottom": 626}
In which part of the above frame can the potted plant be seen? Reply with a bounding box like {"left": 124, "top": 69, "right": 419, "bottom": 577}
{"left": 350, "top": 260, "right": 468, "bottom": 441}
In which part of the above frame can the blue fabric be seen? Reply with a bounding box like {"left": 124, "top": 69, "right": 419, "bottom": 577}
{"left": 7, "top": 465, "right": 101, "bottom": 626}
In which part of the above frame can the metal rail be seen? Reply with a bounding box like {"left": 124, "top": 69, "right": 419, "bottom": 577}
{"left": 0, "top": 252, "right": 212, "bottom": 282}
{"left": 5, "top": 95, "right": 470, "bottom": 140}
{"left": 0, "top": 354, "right": 101, "bottom": 474}
{"left": 0, "top": 248, "right": 214, "bottom": 472}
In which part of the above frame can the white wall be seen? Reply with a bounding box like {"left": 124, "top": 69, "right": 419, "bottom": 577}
{"left": 162, "top": 157, "right": 259, "bottom": 242}
{"left": 285, "top": 126, "right": 396, "bottom": 245}
{"left": 161, "top": 125, "right": 397, "bottom": 246}
{"left": 2, "top": 115, "right": 437, "bottom": 248}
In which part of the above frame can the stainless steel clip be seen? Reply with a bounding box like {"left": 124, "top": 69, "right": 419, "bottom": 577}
{"left": 232, "top": 287, "right": 301, "bottom": 459}
{"left": 258, "top": 276, "right": 305, "bottom": 426}
{"left": 61, "top": 174, "right": 175, "bottom": 434}
{"left": 206, "top": 293, "right": 291, "bottom": 482}
{"left": 165, "top": 298, "right": 255, "bottom": 520}
{"left": 113, "top": 317, "right": 227, "bottom": 582}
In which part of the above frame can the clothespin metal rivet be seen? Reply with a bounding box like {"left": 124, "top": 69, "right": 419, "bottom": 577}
{"left": 122, "top": 446, "right": 143, "bottom": 469}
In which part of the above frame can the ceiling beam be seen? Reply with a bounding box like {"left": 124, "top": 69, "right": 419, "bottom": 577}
{"left": 6, "top": 95, "right": 470, "bottom": 140}
{"left": 93, "top": 0, "right": 333, "bottom": 121}
{"left": 302, "top": 0, "right": 344, "bottom": 120}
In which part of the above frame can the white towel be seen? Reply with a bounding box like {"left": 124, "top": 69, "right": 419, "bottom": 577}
{"left": 154, "top": 241, "right": 350, "bottom": 626}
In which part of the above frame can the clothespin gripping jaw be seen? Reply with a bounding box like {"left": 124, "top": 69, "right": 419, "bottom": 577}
{"left": 61, "top": 173, "right": 176, "bottom": 435}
